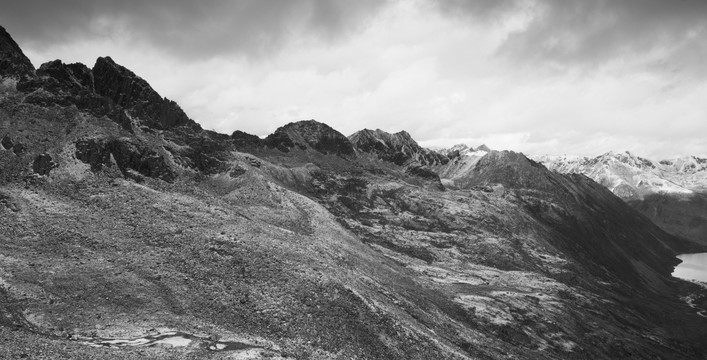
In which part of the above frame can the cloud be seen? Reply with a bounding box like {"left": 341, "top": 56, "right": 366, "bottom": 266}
{"left": 0, "top": 0, "right": 391, "bottom": 61}
{"left": 434, "top": 0, "right": 707, "bottom": 76}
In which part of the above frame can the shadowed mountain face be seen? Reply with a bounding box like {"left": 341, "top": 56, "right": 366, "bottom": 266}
{"left": 628, "top": 193, "right": 707, "bottom": 246}
{"left": 0, "top": 26, "right": 34, "bottom": 79}
{"left": 2, "top": 26, "right": 707, "bottom": 360}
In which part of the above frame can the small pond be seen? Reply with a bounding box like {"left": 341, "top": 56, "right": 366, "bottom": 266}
{"left": 673, "top": 253, "right": 707, "bottom": 282}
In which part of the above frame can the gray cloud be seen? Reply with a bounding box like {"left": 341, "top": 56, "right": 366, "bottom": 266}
{"left": 434, "top": 0, "right": 707, "bottom": 75}
{"left": 0, "top": 0, "right": 390, "bottom": 61}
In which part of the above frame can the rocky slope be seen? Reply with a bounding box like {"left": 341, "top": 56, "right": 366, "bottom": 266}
{"left": 2, "top": 25, "right": 707, "bottom": 359}
{"left": 534, "top": 151, "right": 707, "bottom": 245}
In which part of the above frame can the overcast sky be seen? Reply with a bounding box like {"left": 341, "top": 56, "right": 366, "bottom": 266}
{"left": 2, "top": 0, "right": 707, "bottom": 158}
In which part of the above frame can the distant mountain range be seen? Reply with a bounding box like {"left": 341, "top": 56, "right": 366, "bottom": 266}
{"left": 531, "top": 151, "right": 707, "bottom": 199}
{"left": 528, "top": 151, "right": 707, "bottom": 246}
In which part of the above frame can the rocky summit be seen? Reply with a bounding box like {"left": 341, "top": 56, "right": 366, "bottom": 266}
{"left": 2, "top": 25, "right": 707, "bottom": 360}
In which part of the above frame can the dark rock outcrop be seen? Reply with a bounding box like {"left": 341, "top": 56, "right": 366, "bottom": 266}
{"left": 0, "top": 25, "right": 35, "bottom": 79}
{"left": 11, "top": 142, "right": 24, "bottom": 155}
{"left": 264, "top": 131, "right": 297, "bottom": 153}
{"left": 1, "top": 134, "right": 13, "bottom": 150}
{"left": 265, "top": 120, "right": 355, "bottom": 157}
{"left": 27, "top": 60, "right": 94, "bottom": 96}
{"left": 92, "top": 57, "right": 198, "bottom": 131}
{"left": 229, "top": 165, "right": 247, "bottom": 178}
{"left": 75, "top": 138, "right": 113, "bottom": 172}
{"left": 75, "top": 138, "right": 175, "bottom": 182}
{"left": 34, "top": 60, "right": 95, "bottom": 94}
{"left": 164, "top": 129, "right": 232, "bottom": 174}
{"left": 17, "top": 60, "right": 113, "bottom": 115}
{"left": 349, "top": 129, "right": 448, "bottom": 166}
{"left": 32, "top": 153, "right": 58, "bottom": 175}
{"left": 231, "top": 130, "right": 264, "bottom": 150}
{"left": 405, "top": 165, "right": 445, "bottom": 190}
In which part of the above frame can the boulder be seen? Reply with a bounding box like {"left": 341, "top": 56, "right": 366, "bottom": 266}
{"left": 32, "top": 153, "right": 58, "bottom": 175}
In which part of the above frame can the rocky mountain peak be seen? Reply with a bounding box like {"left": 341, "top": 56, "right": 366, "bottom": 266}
{"left": 594, "top": 150, "right": 655, "bottom": 169}
{"left": 446, "top": 143, "right": 471, "bottom": 154}
{"left": 348, "top": 128, "right": 448, "bottom": 166}
{"left": 476, "top": 144, "right": 491, "bottom": 152}
{"left": 467, "top": 150, "right": 552, "bottom": 188}
{"left": 264, "top": 119, "right": 355, "bottom": 157}
{"left": 34, "top": 59, "right": 95, "bottom": 94}
{"left": 0, "top": 25, "right": 35, "bottom": 79}
{"left": 392, "top": 129, "right": 414, "bottom": 142}
{"left": 92, "top": 56, "right": 197, "bottom": 130}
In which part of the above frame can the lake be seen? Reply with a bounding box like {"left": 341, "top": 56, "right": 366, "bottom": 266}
{"left": 673, "top": 253, "right": 707, "bottom": 282}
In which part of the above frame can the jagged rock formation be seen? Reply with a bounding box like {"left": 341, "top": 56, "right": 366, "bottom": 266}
{"left": 75, "top": 138, "right": 176, "bottom": 182}
{"left": 348, "top": 128, "right": 448, "bottom": 190}
{"left": 2, "top": 26, "right": 707, "bottom": 360}
{"left": 349, "top": 128, "right": 448, "bottom": 166}
{"left": 4, "top": 33, "right": 199, "bottom": 133}
{"left": 92, "top": 56, "right": 198, "bottom": 131}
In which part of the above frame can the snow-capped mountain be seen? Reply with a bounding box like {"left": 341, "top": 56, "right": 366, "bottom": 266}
{"left": 435, "top": 143, "right": 491, "bottom": 159}
{"left": 531, "top": 151, "right": 707, "bottom": 199}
